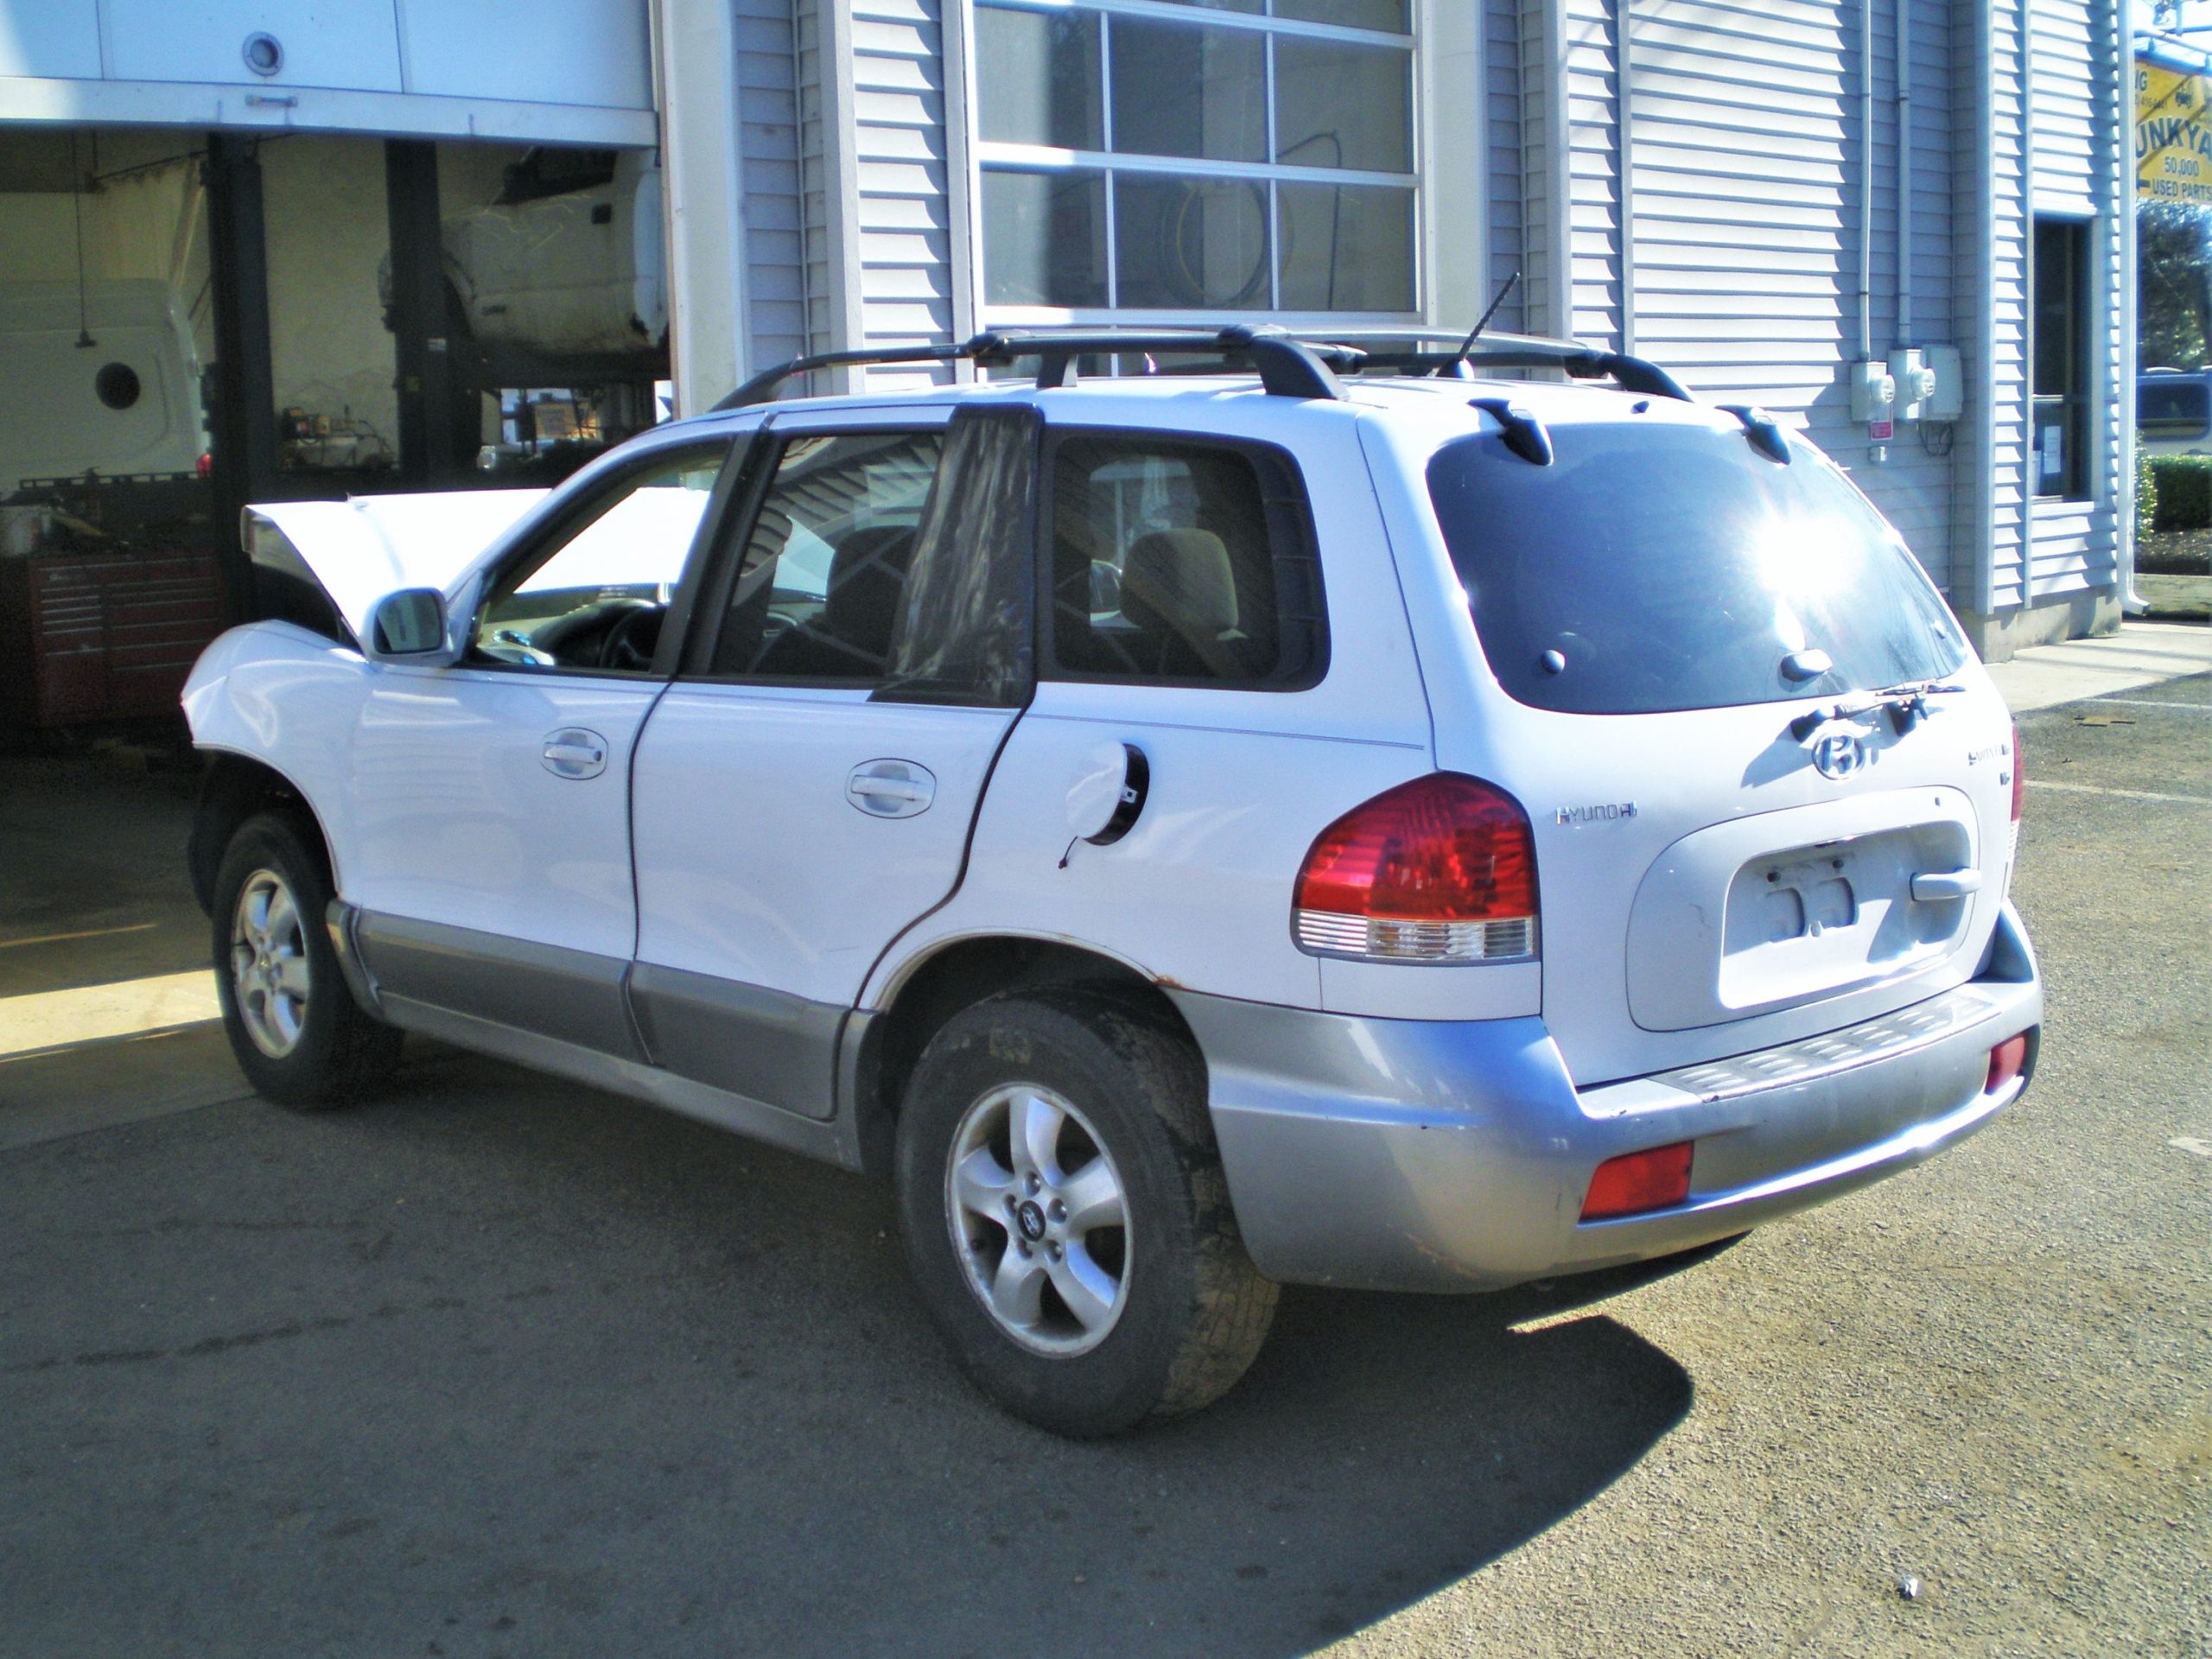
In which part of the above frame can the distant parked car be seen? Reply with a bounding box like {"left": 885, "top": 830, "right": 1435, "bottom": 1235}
{"left": 2138, "top": 367, "right": 2212, "bottom": 457}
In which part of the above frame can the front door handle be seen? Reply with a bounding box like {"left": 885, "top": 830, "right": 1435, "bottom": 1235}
{"left": 542, "top": 728, "right": 609, "bottom": 780}
{"left": 1909, "top": 868, "right": 1983, "bottom": 902}
{"left": 846, "top": 759, "right": 936, "bottom": 818}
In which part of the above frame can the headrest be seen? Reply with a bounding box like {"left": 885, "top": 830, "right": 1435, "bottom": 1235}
{"left": 1120, "top": 529, "right": 1239, "bottom": 640}
{"left": 823, "top": 524, "right": 917, "bottom": 660}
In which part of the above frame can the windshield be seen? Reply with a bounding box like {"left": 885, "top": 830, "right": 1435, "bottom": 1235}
{"left": 1427, "top": 421, "right": 1967, "bottom": 715}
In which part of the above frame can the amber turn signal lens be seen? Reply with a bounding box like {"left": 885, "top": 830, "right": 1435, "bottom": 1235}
{"left": 1580, "top": 1141, "right": 1694, "bottom": 1222}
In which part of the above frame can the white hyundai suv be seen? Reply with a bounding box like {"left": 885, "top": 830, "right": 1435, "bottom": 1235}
{"left": 184, "top": 327, "right": 2041, "bottom": 1436}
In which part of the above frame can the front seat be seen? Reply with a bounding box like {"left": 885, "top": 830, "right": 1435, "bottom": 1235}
{"left": 754, "top": 524, "right": 917, "bottom": 677}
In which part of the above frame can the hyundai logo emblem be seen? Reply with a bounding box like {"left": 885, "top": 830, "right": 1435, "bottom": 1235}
{"left": 1812, "top": 731, "right": 1867, "bottom": 780}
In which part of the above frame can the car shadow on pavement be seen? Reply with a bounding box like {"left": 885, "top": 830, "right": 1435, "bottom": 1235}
{"left": 0, "top": 1057, "right": 1699, "bottom": 1659}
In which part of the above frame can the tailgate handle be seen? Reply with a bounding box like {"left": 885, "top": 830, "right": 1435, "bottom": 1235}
{"left": 1910, "top": 868, "right": 1983, "bottom": 902}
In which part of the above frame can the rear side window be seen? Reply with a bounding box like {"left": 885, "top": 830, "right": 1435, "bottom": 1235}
{"left": 2138, "top": 376, "right": 2211, "bottom": 437}
{"left": 1046, "top": 435, "right": 1324, "bottom": 687}
{"left": 1427, "top": 422, "right": 1966, "bottom": 715}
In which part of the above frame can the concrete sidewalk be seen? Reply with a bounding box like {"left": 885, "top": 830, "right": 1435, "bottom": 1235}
{"left": 1984, "top": 618, "right": 2212, "bottom": 714}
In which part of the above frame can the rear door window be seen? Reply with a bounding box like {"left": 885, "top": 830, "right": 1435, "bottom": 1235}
{"left": 1427, "top": 422, "right": 1966, "bottom": 715}
{"left": 708, "top": 429, "right": 944, "bottom": 681}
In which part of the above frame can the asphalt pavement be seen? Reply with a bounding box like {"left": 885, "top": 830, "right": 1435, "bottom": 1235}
{"left": 0, "top": 670, "right": 2205, "bottom": 1658}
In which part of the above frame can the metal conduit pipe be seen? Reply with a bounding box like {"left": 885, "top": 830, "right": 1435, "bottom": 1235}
{"left": 1897, "top": 0, "right": 1912, "bottom": 347}
{"left": 1859, "top": 0, "right": 1875, "bottom": 364}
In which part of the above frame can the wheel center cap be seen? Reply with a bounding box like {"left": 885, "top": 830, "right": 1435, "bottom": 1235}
{"left": 1015, "top": 1200, "right": 1047, "bottom": 1243}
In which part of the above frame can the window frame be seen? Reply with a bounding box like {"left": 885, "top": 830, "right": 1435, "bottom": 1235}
{"left": 462, "top": 433, "right": 743, "bottom": 682}
{"left": 679, "top": 414, "right": 957, "bottom": 690}
{"left": 1034, "top": 423, "right": 1331, "bottom": 693}
{"left": 2031, "top": 214, "right": 2094, "bottom": 504}
{"left": 968, "top": 0, "right": 1422, "bottom": 328}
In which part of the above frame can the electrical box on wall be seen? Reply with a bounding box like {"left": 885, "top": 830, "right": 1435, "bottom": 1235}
{"left": 1851, "top": 360, "right": 1897, "bottom": 427}
{"left": 1888, "top": 348, "right": 1937, "bottom": 423}
{"left": 1920, "top": 344, "right": 1963, "bottom": 422}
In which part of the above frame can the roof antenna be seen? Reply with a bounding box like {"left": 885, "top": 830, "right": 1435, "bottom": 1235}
{"left": 1450, "top": 270, "right": 1519, "bottom": 368}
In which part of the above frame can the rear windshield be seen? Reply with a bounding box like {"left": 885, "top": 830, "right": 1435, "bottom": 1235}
{"left": 1427, "top": 422, "right": 1967, "bottom": 715}
{"left": 2138, "top": 377, "right": 2211, "bottom": 435}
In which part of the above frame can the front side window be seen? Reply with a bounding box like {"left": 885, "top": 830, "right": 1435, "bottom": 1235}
{"left": 1047, "top": 434, "right": 1324, "bottom": 686}
{"left": 709, "top": 430, "right": 944, "bottom": 681}
{"left": 471, "top": 444, "right": 726, "bottom": 672}
{"left": 974, "top": 1, "right": 1415, "bottom": 319}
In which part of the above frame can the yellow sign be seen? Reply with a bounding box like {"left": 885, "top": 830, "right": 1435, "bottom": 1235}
{"left": 2139, "top": 55, "right": 2212, "bottom": 204}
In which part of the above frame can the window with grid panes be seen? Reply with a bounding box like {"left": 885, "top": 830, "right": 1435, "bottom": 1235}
{"left": 973, "top": 0, "right": 1417, "bottom": 320}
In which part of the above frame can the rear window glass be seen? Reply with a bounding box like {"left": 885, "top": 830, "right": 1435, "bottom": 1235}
{"left": 1427, "top": 422, "right": 1966, "bottom": 715}
{"left": 2138, "top": 377, "right": 2211, "bottom": 435}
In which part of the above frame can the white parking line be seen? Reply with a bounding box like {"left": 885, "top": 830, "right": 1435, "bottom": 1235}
{"left": 0, "top": 970, "right": 221, "bottom": 1061}
{"left": 2171, "top": 1137, "right": 2212, "bottom": 1160}
{"left": 0, "top": 922, "right": 160, "bottom": 950}
{"left": 2024, "top": 780, "right": 2212, "bottom": 806}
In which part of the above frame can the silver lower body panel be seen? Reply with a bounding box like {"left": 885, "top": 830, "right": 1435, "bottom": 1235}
{"left": 1170, "top": 904, "right": 2043, "bottom": 1294}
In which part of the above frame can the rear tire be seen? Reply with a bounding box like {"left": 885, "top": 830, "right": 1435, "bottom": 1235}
{"left": 894, "top": 988, "right": 1277, "bottom": 1436}
{"left": 211, "top": 813, "right": 400, "bottom": 1110}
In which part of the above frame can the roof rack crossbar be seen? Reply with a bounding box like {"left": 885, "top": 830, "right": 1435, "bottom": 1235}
{"left": 711, "top": 327, "right": 1686, "bottom": 409}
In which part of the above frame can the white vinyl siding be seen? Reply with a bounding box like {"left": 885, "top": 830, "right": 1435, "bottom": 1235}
{"left": 1484, "top": 0, "right": 1528, "bottom": 335}
{"left": 1975, "top": 0, "right": 2032, "bottom": 613}
{"left": 1564, "top": 0, "right": 1624, "bottom": 349}
{"left": 2029, "top": 0, "right": 2099, "bottom": 217}
{"left": 2023, "top": 0, "right": 2122, "bottom": 601}
{"left": 738, "top": 0, "right": 808, "bottom": 372}
{"left": 1621, "top": 0, "right": 1958, "bottom": 593}
{"left": 852, "top": 0, "right": 961, "bottom": 377}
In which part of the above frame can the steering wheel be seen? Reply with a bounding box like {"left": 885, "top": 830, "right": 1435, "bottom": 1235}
{"left": 599, "top": 604, "right": 664, "bottom": 672}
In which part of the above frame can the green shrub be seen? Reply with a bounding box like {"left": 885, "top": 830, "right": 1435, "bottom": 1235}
{"left": 2150, "top": 455, "right": 2212, "bottom": 531}
{"left": 2137, "top": 449, "right": 2158, "bottom": 534}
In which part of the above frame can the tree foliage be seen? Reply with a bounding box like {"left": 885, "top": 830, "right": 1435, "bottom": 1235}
{"left": 2141, "top": 201, "right": 2212, "bottom": 370}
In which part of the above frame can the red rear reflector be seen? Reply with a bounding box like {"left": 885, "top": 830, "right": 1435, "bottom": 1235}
{"left": 1986, "top": 1033, "right": 2029, "bottom": 1094}
{"left": 2009, "top": 723, "right": 2024, "bottom": 823}
{"left": 1581, "top": 1141, "right": 1694, "bottom": 1222}
{"left": 196, "top": 451, "right": 213, "bottom": 480}
{"left": 1293, "top": 773, "right": 1538, "bottom": 963}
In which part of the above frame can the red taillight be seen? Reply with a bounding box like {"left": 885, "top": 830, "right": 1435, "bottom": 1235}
{"left": 1581, "top": 1141, "right": 1694, "bottom": 1221}
{"left": 1293, "top": 773, "right": 1538, "bottom": 963}
{"left": 1986, "top": 1033, "right": 2029, "bottom": 1095}
{"left": 2009, "top": 723, "right": 2024, "bottom": 823}
{"left": 196, "top": 451, "right": 213, "bottom": 480}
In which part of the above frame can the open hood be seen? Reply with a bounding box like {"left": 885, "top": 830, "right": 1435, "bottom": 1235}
{"left": 245, "top": 489, "right": 549, "bottom": 640}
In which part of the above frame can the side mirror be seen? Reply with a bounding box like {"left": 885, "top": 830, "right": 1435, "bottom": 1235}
{"left": 367, "top": 588, "right": 451, "bottom": 660}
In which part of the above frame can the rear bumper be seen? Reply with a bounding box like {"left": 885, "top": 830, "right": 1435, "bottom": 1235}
{"left": 1171, "top": 904, "right": 2042, "bottom": 1293}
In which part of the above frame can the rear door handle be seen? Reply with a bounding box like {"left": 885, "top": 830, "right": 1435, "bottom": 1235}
{"left": 1910, "top": 868, "right": 1983, "bottom": 902}
{"left": 846, "top": 759, "right": 936, "bottom": 818}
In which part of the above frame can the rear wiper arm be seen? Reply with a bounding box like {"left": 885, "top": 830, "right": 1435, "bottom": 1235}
{"left": 1789, "top": 679, "right": 1966, "bottom": 741}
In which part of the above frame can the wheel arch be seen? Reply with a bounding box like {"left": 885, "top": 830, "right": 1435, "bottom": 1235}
{"left": 188, "top": 752, "right": 340, "bottom": 917}
{"left": 849, "top": 934, "right": 1201, "bottom": 1179}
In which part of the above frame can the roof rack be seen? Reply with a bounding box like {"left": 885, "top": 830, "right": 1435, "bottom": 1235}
{"left": 710, "top": 325, "right": 1692, "bottom": 410}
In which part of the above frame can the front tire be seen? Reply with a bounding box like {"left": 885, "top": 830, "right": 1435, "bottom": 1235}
{"left": 211, "top": 813, "right": 400, "bottom": 1110}
{"left": 894, "top": 989, "right": 1278, "bottom": 1436}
